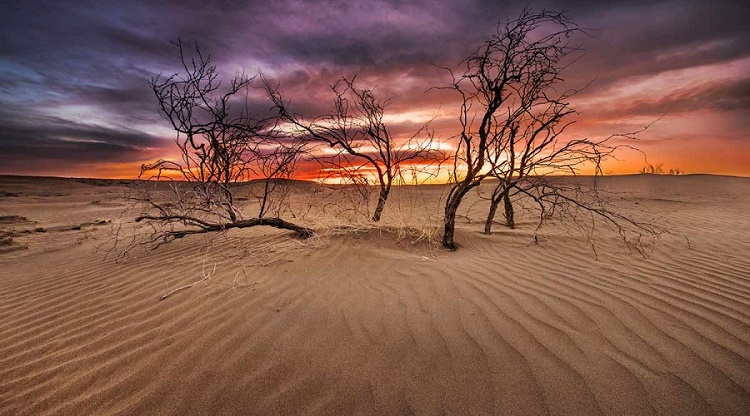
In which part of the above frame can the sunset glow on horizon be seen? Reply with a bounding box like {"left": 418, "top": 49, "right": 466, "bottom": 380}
{"left": 1, "top": 1, "right": 748, "bottom": 179}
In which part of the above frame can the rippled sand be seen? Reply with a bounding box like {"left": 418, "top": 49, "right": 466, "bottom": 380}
{"left": 1, "top": 175, "right": 749, "bottom": 415}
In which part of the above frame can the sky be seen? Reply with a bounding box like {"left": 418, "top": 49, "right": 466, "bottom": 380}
{"left": 1, "top": 0, "right": 748, "bottom": 178}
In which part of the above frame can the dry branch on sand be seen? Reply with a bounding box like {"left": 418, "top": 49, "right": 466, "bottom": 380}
{"left": 135, "top": 215, "right": 314, "bottom": 240}
{"left": 160, "top": 262, "right": 216, "bottom": 300}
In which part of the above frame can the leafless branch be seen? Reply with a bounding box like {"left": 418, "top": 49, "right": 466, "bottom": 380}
{"left": 128, "top": 40, "right": 313, "bottom": 251}
{"left": 265, "top": 75, "right": 446, "bottom": 222}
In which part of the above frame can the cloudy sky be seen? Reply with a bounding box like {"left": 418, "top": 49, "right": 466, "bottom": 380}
{"left": 1, "top": 0, "right": 748, "bottom": 178}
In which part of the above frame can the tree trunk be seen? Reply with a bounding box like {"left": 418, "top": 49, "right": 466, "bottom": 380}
{"left": 504, "top": 192, "right": 515, "bottom": 229}
{"left": 371, "top": 186, "right": 389, "bottom": 222}
{"left": 485, "top": 184, "right": 509, "bottom": 235}
{"left": 443, "top": 200, "right": 460, "bottom": 250}
{"left": 484, "top": 200, "right": 499, "bottom": 235}
{"left": 442, "top": 184, "right": 471, "bottom": 250}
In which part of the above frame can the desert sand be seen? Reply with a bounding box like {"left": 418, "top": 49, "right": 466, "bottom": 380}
{"left": 0, "top": 174, "right": 749, "bottom": 415}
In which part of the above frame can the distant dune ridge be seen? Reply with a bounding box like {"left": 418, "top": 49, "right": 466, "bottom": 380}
{"left": 0, "top": 174, "right": 749, "bottom": 415}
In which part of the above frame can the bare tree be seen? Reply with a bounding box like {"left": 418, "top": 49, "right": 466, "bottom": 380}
{"left": 136, "top": 40, "right": 313, "bottom": 246}
{"left": 437, "top": 8, "right": 661, "bottom": 251}
{"left": 480, "top": 90, "right": 572, "bottom": 233}
{"left": 266, "top": 76, "right": 441, "bottom": 222}
{"left": 480, "top": 95, "right": 621, "bottom": 235}
{"left": 439, "top": 8, "right": 584, "bottom": 249}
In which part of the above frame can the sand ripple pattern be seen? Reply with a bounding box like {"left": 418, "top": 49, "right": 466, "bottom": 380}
{"left": 1, "top": 176, "right": 749, "bottom": 415}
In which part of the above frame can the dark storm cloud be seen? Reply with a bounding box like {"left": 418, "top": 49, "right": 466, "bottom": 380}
{"left": 0, "top": 0, "right": 748, "bottom": 176}
{"left": 0, "top": 103, "right": 163, "bottom": 174}
{"left": 560, "top": 0, "right": 750, "bottom": 86}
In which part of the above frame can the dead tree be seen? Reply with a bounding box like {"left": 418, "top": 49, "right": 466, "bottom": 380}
{"left": 478, "top": 55, "right": 659, "bottom": 237}
{"left": 266, "top": 76, "right": 440, "bottom": 222}
{"left": 440, "top": 9, "right": 583, "bottom": 249}
{"left": 439, "top": 9, "right": 658, "bottom": 250}
{"left": 137, "top": 40, "right": 312, "bottom": 245}
{"left": 481, "top": 84, "right": 579, "bottom": 234}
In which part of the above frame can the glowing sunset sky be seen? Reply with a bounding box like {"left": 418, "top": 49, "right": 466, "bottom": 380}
{"left": 1, "top": 0, "right": 748, "bottom": 178}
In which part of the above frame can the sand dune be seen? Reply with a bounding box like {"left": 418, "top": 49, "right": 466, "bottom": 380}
{"left": 0, "top": 175, "right": 749, "bottom": 415}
